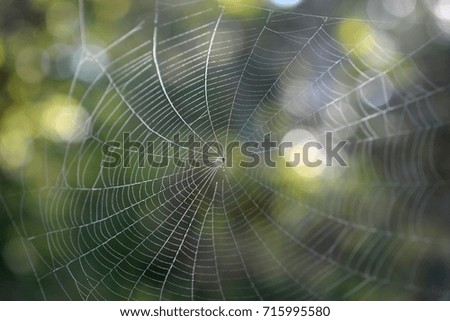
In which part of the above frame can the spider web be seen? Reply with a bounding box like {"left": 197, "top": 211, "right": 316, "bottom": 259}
{"left": 5, "top": 0, "right": 450, "bottom": 300}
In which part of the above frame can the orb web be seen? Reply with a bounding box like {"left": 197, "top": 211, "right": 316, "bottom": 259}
{"left": 3, "top": 0, "right": 450, "bottom": 300}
